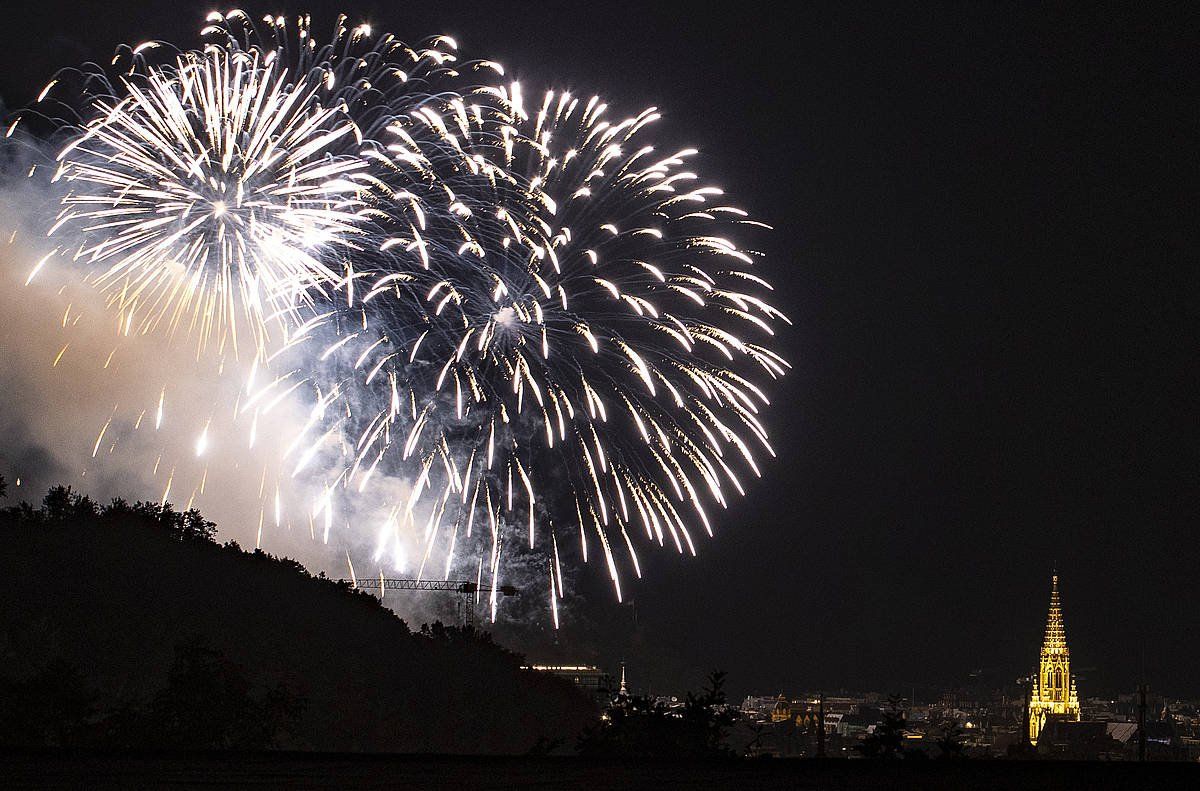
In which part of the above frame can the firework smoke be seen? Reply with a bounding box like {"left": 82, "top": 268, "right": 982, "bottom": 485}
{"left": 1, "top": 10, "right": 788, "bottom": 625}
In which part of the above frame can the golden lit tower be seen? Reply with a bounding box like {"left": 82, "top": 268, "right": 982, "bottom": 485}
{"left": 1028, "top": 572, "right": 1080, "bottom": 744}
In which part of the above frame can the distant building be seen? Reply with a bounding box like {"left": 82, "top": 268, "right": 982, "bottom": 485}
{"left": 838, "top": 705, "right": 883, "bottom": 738}
{"left": 526, "top": 664, "right": 614, "bottom": 700}
{"left": 761, "top": 693, "right": 826, "bottom": 726}
{"left": 770, "top": 693, "right": 795, "bottom": 722}
{"left": 1036, "top": 719, "right": 1123, "bottom": 760}
{"left": 1028, "top": 573, "right": 1081, "bottom": 745}
{"left": 740, "top": 695, "right": 781, "bottom": 717}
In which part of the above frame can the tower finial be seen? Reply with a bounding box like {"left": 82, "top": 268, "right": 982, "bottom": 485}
{"left": 1042, "top": 571, "right": 1067, "bottom": 653}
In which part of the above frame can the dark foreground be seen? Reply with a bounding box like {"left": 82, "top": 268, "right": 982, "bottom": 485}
{"left": 2, "top": 752, "right": 1197, "bottom": 790}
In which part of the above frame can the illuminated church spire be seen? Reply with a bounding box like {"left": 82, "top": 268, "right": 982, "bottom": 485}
{"left": 1028, "top": 572, "right": 1081, "bottom": 745}
{"left": 1043, "top": 573, "right": 1067, "bottom": 652}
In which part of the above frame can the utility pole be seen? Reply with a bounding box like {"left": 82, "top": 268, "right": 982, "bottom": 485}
{"left": 1021, "top": 678, "right": 1033, "bottom": 753}
{"left": 816, "top": 693, "right": 826, "bottom": 759}
{"left": 1137, "top": 683, "right": 1148, "bottom": 762}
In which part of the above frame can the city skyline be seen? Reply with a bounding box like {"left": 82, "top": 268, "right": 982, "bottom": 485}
{"left": 565, "top": 571, "right": 1186, "bottom": 706}
{"left": 0, "top": 1, "right": 1194, "bottom": 701}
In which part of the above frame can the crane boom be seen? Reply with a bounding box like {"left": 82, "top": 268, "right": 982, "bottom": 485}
{"left": 338, "top": 578, "right": 519, "bottom": 626}
{"left": 339, "top": 578, "right": 518, "bottom": 596}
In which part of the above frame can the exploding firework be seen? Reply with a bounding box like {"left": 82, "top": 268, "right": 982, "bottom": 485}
{"left": 8, "top": 10, "right": 788, "bottom": 624}
{"left": 32, "top": 9, "right": 505, "bottom": 357}
{"left": 42, "top": 47, "right": 370, "bottom": 356}
{"left": 200, "top": 10, "right": 504, "bottom": 142}
{"left": 287, "top": 85, "right": 789, "bottom": 620}
{"left": 7, "top": 11, "right": 512, "bottom": 569}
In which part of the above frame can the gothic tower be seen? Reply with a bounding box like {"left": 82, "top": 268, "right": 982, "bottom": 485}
{"left": 1028, "top": 572, "right": 1081, "bottom": 744}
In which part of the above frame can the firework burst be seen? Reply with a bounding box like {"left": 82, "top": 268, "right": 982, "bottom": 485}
{"left": 9, "top": 10, "right": 789, "bottom": 623}
{"left": 34, "top": 9, "right": 506, "bottom": 357}
{"left": 290, "top": 85, "right": 789, "bottom": 617}
{"left": 10, "top": 12, "right": 512, "bottom": 578}
{"left": 45, "top": 46, "right": 372, "bottom": 356}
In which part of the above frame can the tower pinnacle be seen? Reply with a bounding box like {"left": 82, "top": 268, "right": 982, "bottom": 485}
{"left": 1042, "top": 573, "right": 1068, "bottom": 654}
{"left": 1028, "top": 571, "right": 1081, "bottom": 745}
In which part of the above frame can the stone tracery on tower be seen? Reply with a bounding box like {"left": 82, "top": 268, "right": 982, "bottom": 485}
{"left": 1028, "top": 572, "right": 1081, "bottom": 745}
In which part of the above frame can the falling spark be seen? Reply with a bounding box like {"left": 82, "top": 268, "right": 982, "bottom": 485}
{"left": 17, "top": 10, "right": 788, "bottom": 620}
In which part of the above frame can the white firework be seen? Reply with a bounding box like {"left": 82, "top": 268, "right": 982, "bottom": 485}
{"left": 51, "top": 46, "right": 372, "bottom": 355}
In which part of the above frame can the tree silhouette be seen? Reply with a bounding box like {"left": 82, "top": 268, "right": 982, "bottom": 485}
{"left": 129, "top": 636, "right": 303, "bottom": 750}
{"left": 578, "top": 670, "right": 737, "bottom": 758}
{"left": 0, "top": 659, "right": 95, "bottom": 747}
{"left": 0, "top": 484, "right": 595, "bottom": 752}
{"left": 42, "top": 486, "right": 98, "bottom": 524}
{"left": 682, "top": 671, "right": 738, "bottom": 754}
{"left": 932, "top": 716, "right": 966, "bottom": 759}
{"left": 856, "top": 695, "right": 912, "bottom": 759}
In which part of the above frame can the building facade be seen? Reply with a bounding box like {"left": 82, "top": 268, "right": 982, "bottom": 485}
{"left": 1028, "top": 573, "right": 1081, "bottom": 745}
{"left": 525, "top": 664, "right": 615, "bottom": 701}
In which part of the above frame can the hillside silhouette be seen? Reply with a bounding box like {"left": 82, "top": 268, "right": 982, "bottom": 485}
{"left": 0, "top": 480, "right": 594, "bottom": 752}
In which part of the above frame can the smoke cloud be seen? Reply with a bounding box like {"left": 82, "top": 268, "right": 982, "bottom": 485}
{"left": 0, "top": 176, "right": 334, "bottom": 569}
{"left": 0, "top": 143, "right": 557, "bottom": 628}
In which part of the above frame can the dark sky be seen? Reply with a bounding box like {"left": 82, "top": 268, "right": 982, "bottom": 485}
{"left": 2, "top": 2, "right": 1195, "bottom": 699}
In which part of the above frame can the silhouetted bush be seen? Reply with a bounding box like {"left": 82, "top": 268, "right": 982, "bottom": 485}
{"left": 120, "top": 636, "right": 304, "bottom": 749}
{"left": 0, "top": 659, "right": 95, "bottom": 747}
{"left": 578, "top": 671, "right": 737, "bottom": 758}
{"left": 855, "top": 696, "right": 920, "bottom": 759}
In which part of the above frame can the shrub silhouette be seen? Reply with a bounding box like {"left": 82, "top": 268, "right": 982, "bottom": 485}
{"left": 0, "top": 659, "right": 95, "bottom": 747}
{"left": 134, "top": 636, "right": 303, "bottom": 749}
{"left": 578, "top": 671, "right": 737, "bottom": 757}
{"left": 855, "top": 695, "right": 917, "bottom": 759}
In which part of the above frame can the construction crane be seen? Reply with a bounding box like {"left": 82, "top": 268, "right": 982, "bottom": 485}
{"left": 339, "top": 578, "right": 519, "bottom": 627}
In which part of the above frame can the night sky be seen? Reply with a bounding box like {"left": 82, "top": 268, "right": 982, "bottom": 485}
{"left": 1, "top": 2, "right": 1195, "bottom": 699}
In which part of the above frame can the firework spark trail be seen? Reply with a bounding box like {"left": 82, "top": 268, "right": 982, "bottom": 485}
{"left": 302, "top": 84, "right": 790, "bottom": 619}
{"left": 7, "top": 12, "right": 510, "bottom": 582}
{"left": 29, "top": 9, "right": 507, "bottom": 358}
{"left": 200, "top": 10, "right": 504, "bottom": 143}
{"left": 6, "top": 10, "right": 789, "bottom": 624}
